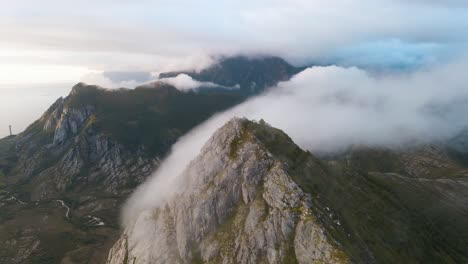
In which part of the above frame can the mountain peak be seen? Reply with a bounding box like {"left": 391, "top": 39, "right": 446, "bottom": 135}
{"left": 106, "top": 117, "right": 468, "bottom": 263}
{"left": 107, "top": 118, "right": 348, "bottom": 264}
{"left": 70, "top": 82, "right": 98, "bottom": 95}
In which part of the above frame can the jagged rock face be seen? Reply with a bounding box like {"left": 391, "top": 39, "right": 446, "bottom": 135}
{"left": 107, "top": 119, "right": 348, "bottom": 264}
{"left": 52, "top": 105, "right": 94, "bottom": 145}
{"left": 0, "top": 91, "right": 162, "bottom": 263}
{"left": 42, "top": 97, "right": 65, "bottom": 131}
{"left": 12, "top": 95, "right": 160, "bottom": 200}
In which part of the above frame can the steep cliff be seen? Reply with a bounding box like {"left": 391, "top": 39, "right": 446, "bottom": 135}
{"left": 12, "top": 85, "right": 160, "bottom": 200}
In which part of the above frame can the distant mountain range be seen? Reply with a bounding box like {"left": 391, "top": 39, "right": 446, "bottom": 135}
{"left": 159, "top": 56, "right": 303, "bottom": 95}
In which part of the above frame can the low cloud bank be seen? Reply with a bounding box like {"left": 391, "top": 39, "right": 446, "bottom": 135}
{"left": 79, "top": 72, "right": 240, "bottom": 91}
{"left": 123, "top": 56, "right": 468, "bottom": 226}
{"left": 157, "top": 74, "right": 240, "bottom": 91}
{"left": 80, "top": 71, "right": 157, "bottom": 89}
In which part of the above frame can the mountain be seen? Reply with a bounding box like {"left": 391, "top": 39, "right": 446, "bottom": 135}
{"left": 159, "top": 56, "right": 304, "bottom": 95}
{"left": 107, "top": 118, "right": 348, "bottom": 264}
{"left": 1, "top": 55, "right": 468, "bottom": 263}
{"left": 107, "top": 118, "right": 468, "bottom": 264}
{"left": 0, "top": 56, "right": 300, "bottom": 263}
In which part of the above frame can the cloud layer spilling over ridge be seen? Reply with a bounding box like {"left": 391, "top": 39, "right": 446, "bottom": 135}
{"left": 122, "top": 55, "right": 468, "bottom": 226}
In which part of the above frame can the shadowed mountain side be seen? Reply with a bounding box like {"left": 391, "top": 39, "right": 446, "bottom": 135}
{"left": 159, "top": 56, "right": 304, "bottom": 95}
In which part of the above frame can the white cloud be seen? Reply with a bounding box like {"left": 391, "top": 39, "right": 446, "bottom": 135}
{"left": 157, "top": 74, "right": 217, "bottom": 91}
{"left": 79, "top": 72, "right": 153, "bottom": 89}
{"left": 156, "top": 74, "right": 239, "bottom": 91}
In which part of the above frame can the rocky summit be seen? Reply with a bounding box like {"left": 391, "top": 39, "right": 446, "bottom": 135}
{"left": 107, "top": 118, "right": 348, "bottom": 264}
{"left": 106, "top": 118, "right": 468, "bottom": 264}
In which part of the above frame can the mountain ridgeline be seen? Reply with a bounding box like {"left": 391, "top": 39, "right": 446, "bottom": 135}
{"left": 0, "top": 56, "right": 301, "bottom": 263}
{"left": 159, "top": 56, "right": 303, "bottom": 95}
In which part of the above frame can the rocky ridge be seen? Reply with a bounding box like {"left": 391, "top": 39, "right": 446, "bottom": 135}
{"left": 107, "top": 118, "right": 468, "bottom": 264}
{"left": 14, "top": 91, "right": 159, "bottom": 200}
{"left": 107, "top": 118, "right": 348, "bottom": 264}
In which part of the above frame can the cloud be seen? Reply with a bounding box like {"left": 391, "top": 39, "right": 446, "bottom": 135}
{"left": 157, "top": 74, "right": 217, "bottom": 90}
{"left": 79, "top": 71, "right": 157, "bottom": 88}
{"left": 103, "top": 71, "right": 153, "bottom": 83}
{"left": 1, "top": 0, "right": 467, "bottom": 84}
{"left": 156, "top": 74, "right": 239, "bottom": 91}
{"left": 242, "top": 64, "right": 468, "bottom": 152}
{"left": 79, "top": 71, "right": 241, "bottom": 91}
{"left": 122, "top": 55, "right": 468, "bottom": 226}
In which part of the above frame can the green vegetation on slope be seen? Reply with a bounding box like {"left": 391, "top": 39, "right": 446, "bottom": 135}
{"left": 0, "top": 136, "right": 18, "bottom": 182}
{"left": 244, "top": 120, "right": 468, "bottom": 264}
{"left": 67, "top": 84, "right": 245, "bottom": 155}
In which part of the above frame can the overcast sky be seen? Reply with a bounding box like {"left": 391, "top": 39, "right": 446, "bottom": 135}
{"left": 1, "top": 0, "right": 468, "bottom": 85}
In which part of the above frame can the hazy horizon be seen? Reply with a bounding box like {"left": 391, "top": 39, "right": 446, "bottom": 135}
{"left": 0, "top": 83, "right": 73, "bottom": 138}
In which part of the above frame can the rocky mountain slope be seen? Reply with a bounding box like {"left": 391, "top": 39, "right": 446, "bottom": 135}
{"left": 107, "top": 118, "right": 348, "bottom": 264}
{"left": 0, "top": 56, "right": 300, "bottom": 263}
{"left": 107, "top": 118, "right": 468, "bottom": 264}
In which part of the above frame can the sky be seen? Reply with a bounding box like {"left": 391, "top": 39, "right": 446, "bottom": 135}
{"left": 1, "top": 0, "right": 468, "bottom": 84}
{"left": 1, "top": 0, "right": 468, "bottom": 136}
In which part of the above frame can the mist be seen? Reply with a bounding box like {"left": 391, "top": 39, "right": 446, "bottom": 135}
{"left": 122, "top": 56, "right": 468, "bottom": 227}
